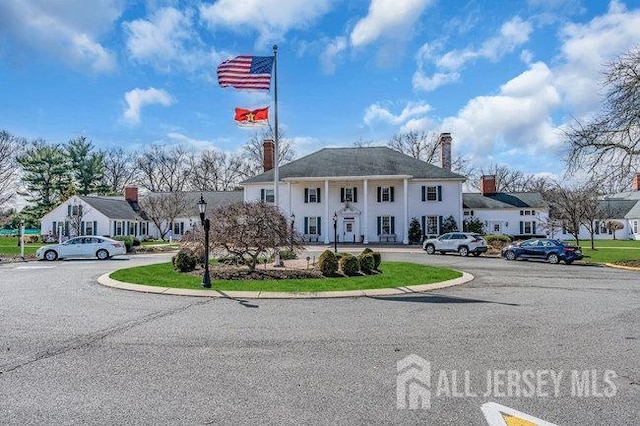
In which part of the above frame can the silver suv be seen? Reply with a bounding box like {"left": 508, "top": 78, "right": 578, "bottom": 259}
{"left": 423, "top": 232, "right": 488, "bottom": 257}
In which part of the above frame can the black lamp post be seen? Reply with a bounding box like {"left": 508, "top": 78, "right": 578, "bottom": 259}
{"left": 197, "top": 194, "right": 211, "bottom": 288}
{"left": 333, "top": 212, "right": 338, "bottom": 253}
{"left": 290, "top": 213, "right": 295, "bottom": 251}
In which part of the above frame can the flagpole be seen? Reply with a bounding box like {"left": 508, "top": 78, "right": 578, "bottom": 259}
{"left": 272, "top": 44, "right": 279, "bottom": 208}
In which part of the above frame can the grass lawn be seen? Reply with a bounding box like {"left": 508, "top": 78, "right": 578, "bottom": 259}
{"left": 109, "top": 261, "right": 463, "bottom": 292}
{"left": 0, "top": 237, "right": 43, "bottom": 256}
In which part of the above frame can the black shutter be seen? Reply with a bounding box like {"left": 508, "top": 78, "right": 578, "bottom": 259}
{"left": 80, "top": 222, "right": 85, "bottom": 235}
{"left": 304, "top": 217, "right": 309, "bottom": 234}
{"left": 438, "top": 216, "right": 443, "bottom": 235}
{"left": 520, "top": 221, "right": 524, "bottom": 234}
{"left": 353, "top": 187, "right": 357, "bottom": 203}
{"left": 520, "top": 210, "right": 524, "bottom": 216}
{"left": 377, "top": 187, "right": 381, "bottom": 202}
{"left": 261, "top": 189, "right": 265, "bottom": 202}
{"left": 377, "top": 217, "right": 381, "bottom": 235}
{"left": 533, "top": 222, "right": 537, "bottom": 235}
{"left": 340, "top": 188, "right": 345, "bottom": 202}
{"left": 94, "top": 221, "right": 98, "bottom": 236}
{"left": 595, "top": 221, "right": 599, "bottom": 234}
{"left": 421, "top": 186, "right": 426, "bottom": 202}
{"left": 67, "top": 205, "right": 71, "bottom": 216}
{"left": 52, "top": 221, "right": 57, "bottom": 234}
{"left": 437, "top": 186, "right": 442, "bottom": 201}
{"left": 317, "top": 188, "right": 321, "bottom": 203}
{"left": 421, "top": 216, "right": 426, "bottom": 236}
{"left": 304, "top": 188, "right": 308, "bottom": 203}
{"left": 318, "top": 217, "right": 321, "bottom": 235}
{"left": 390, "top": 217, "right": 395, "bottom": 234}
{"left": 113, "top": 222, "right": 116, "bottom": 236}
{"left": 390, "top": 187, "right": 395, "bottom": 202}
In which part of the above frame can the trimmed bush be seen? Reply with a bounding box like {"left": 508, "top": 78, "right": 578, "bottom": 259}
{"left": 172, "top": 249, "right": 197, "bottom": 272}
{"left": 113, "top": 236, "right": 134, "bottom": 252}
{"left": 339, "top": 253, "right": 360, "bottom": 276}
{"left": 361, "top": 247, "right": 373, "bottom": 254}
{"left": 318, "top": 250, "right": 339, "bottom": 276}
{"left": 484, "top": 234, "right": 511, "bottom": 250}
{"left": 358, "top": 252, "right": 375, "bottom": 274}
{"left": 371, "top": 251, "right": 382, "bottom": 269}
{"left": 132, "top": 238, "right": 141, "bottom": 247}
{"left": 278, "top": 249, "right": 298, "bottom": 260}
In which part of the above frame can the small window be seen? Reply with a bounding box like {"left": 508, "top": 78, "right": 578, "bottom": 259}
{"left": 262, "top": 189, "right": 275, "bottom": 203}
{"left": 426, "top": 186, "right": 437, "bottom": 201}
{"left": 344, "top": 188, "right": 353, "bottom": 202}
{"left": 308, "top": 217, "right": 319, "bottom": 235}
{"left": 381, "top": 216, "right": 391, "bottom": 234}
{"left": 381, "top": 187, "right": 390, "bottom": 202}
{"left": 427, "top": 216, "right": 438, "bottom": 235}
{"left": 308, "top": 188, "right": 318, "bottom": 203}
{"left": 633, "top": 221, "right": 638, "bottom": 234}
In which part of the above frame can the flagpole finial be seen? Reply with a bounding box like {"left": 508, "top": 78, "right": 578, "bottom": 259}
{"left": 273, "top": 44, "right": 278, "bottom": 53}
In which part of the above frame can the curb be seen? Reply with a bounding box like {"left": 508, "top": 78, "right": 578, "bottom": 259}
{"left": 97, "top": 271, "right": 474, "bottom": 299}
{"left": 604, "top": 263, "right": 640, "bottom": 271}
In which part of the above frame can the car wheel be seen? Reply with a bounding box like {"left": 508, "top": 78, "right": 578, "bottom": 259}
{"left": 44, "top": 250, "right": 58, "bottom": 261}
{"left": 458, "top": 246, "right": 469, "bottom": 257}
{"left": 96, "top": 249, "right": 110, "bottom": 260}
{"left": 548, "top": 253, "right": 560, "bottom": 264}
{"left": 425, "top": 244, "right": 435, "bottom": 255}
{"left": 504, "top": 250, "right": 516, "bottom": 261}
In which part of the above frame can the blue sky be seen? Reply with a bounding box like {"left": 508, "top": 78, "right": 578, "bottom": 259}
{"left": 2, "top": 0, "right": 640, "bottom": 180}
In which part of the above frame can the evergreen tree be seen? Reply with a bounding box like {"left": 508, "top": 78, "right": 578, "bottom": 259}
{"left": 441, "top": 215, "right": 459, "bottom": 234}
{"left": 408, "top": 217, "right": 422, "bottom": 244}
{"left": 66, "top": 136, "right": 106, "bottom": 195}
{"left": 16, "top": 141, "right": 74, "bottom": 218}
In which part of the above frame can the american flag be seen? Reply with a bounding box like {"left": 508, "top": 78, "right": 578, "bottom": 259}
{"left": 217, "top": 56, "right": 274, "bottom": 90}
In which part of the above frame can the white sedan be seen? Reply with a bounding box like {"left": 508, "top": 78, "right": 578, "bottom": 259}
{"left": 36, "top": 236, "right": 127, "bottom": 261}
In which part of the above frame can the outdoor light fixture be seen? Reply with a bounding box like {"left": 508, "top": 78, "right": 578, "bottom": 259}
{"left": 290, "top": 213, "right": 295, "bottom": 251}
{"left": 197, "top": 194, "right": 211, "bottom": 288}
{"left": 333, "top": 212, "right": 338, "bottom": 253}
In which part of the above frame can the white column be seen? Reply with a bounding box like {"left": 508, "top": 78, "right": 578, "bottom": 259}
{"left": 363, "top": 179, "right": 369, "bottom": 244}
{"left": 288, "top": 182, "right": 292, "bottom": 216}
{"left": 324, "top": 179, "right": 330, "bottom": 244}
{"left": 403, "top": 178, "right": 409, "bottom": 244}
{"left": 459, "top": 182, "right": 464, "bottom": 233}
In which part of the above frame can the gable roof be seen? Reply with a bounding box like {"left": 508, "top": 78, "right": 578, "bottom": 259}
{"left": 241, "top": 147, "right": 467, "bottom": 184}
{"left": 78, "top": 191, "right": 244, "bottom": 220}
{"left": 463, "top": 192, "right": 548, "bottom": 210}
{"left": 597, "top": 199, "right": 640, "bottom": 219}
{"left": 80, "top": 196, "right": 145, "bottom": 220}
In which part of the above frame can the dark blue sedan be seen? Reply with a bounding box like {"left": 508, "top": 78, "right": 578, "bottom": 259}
{"left": 501, "top": 238, "right": 583, "bottom": 265}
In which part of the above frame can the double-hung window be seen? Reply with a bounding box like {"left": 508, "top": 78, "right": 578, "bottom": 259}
{"left": 305, "top": 188, "right": 321, "bottom": 203}
{"left": 261, "top": 189, "right": 275, "bottom": 203}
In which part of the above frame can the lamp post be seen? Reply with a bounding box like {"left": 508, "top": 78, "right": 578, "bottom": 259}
{"left": 333, "top": 212, "right": 338, "bottom": 253}
{"left": 290, "top": 213, "right": 295, "bottom": 251}
{"left": 197, "top": 194, "right": 211, "bottom": 288}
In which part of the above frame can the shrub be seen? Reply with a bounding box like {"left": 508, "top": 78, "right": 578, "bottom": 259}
{"left": 318, "top": 250, "right": 339, "bottom": 276}
{"left": 371, "top": 251, "right": 382, "bottom": 269}
{"left": 172, "top": 249, "right": 197, "bottom": 272}
{"left": 278, "top": 249, "right": 298, "bottom": 260}
{"left": 132, "top": 238, "right": 141, "bottom": 247}
{"left": 339, "top": 253, "right": 360, "bottom": 276}
{"left": 113, "top": 236, "right": 134, "bottom": 252}
{"left": 217, "top": 255, "right": 244, "bottom": 266}
{"left": 484, "top": 234, "right": 511, "bottom": 250}
{"left": 23, "top": 235, "right": 39, "bottom": 243}
{"left": 358, "top": 252, "right": 375, "bottom": 274}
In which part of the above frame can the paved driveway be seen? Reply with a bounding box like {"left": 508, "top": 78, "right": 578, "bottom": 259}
{"left": 0, "top": 250, "right": 638, "bottom": 425}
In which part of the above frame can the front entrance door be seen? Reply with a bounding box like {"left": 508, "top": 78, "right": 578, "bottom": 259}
{"left": 343, "top": 218, "right": 356, "bottom": 242}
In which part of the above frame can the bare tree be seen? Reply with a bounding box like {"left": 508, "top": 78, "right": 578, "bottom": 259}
{"left": 388, "top": 131, "right": 440, "bottom": 163}
{"left": 605, "top": 220, "right": 625, "bottom": 240}
{"left": 578, "top": 184, "right": 608, "bottom": 249}
{"left": 136, "top": 145, "right": 193, "bottom": 192}
{"left": 352, "top": 138, "right": 375, "bottom": 147}
{"left": 204, "top": 201, "right": 303, "bottom": 271}
{"left": 139, "top": 192, "right": 190, "bottom": 240}
{"left": 471, "top": 163, "right": 552, "bottom": 193}
{"left": 565, "top": 47, "right": 640, "bottom": 186}
{"left": 241, "top": 127, "right": 296, "bottom": 178}
{"left": 188, "top": 149, "right": 246, "bottom": 191}
{"left": 103, "top": 148, "right": 139, "bottom": 195}
{"left": 0, "top": 130, "right": 22, "bottom": 206}
{"left": 546, "top": 183, "right": 593, "bottom": 247}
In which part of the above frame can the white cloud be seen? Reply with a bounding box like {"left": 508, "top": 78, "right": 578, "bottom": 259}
{"left": 124, "top": 7, "right": 221, "bottom": 73}
{"left": 442, "top": 62, "right": 561, "bottom": 161}
{"left": 350, "top": 0, "right": 434, "bottom": 48}
{"left": 364, "top": 101, "right": 432, "bottom": 126}
{"left": 0, "top": 0, "right": 120, "bottom": 72}
{"left": 320, "top": 36, "right": 347, "bottom": 74}
{"left": 200, "top": 0, "right": 332, "bottom": 47}
{"left": 554, "top": 0, "right": 640, "bottom": 114}
{"left": 413, "top": 16, "right": 533, "bottom": 91}
{"left": 123, "top": 88, "right": 175, "bottom": 124}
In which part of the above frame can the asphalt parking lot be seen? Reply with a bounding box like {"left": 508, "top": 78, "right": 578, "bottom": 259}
{"left": 0, "top": 249, "right": 638, "bottom": 425}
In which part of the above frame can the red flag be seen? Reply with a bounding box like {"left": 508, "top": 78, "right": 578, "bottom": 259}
{"left": 234, "top": 107, "right": 269, "bottom": 127}
{"left": 217, "top": 56, "right": 273, "bottom": 90}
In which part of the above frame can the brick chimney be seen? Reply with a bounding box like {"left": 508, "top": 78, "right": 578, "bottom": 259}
{"left": 263, "top": 139, "right": 274, "bottom": 172}
{"left": 633, "top": 173, "right": 640, "bottom": 191}
{"left": 439, "top": 132, "right": 452, "bottom": 171}
{"left": 480, "top": 175, "right": 497, "bottom": 195}
{"left": 125, "top": 186, "right": 138, "bottom": 203}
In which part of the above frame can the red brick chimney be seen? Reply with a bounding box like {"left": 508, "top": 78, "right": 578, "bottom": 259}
{"left": 480, "top": 175, "right": 497, "bottom": 195}
{"left": 263, "top": 139, "right": 274, "bottom": 172}
{"left": 125, "top": 186, "right": 138, "bottom": 203}
{"left": 439, "top": 132, "right": 452, "bottom": 171}
{"left": 633, "top": 173, "right": 640, "bottom": 191}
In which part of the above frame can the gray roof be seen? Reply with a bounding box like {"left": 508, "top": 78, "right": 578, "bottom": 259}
{"left": 606, "top": 191, "right": 640, "bottom": 200}
{"left": 241, "top": 147, "right": 467, "bottom": 184}
{"left": 80, "top": 196, "right": 145, "bottom": 220}
{"left": 624, "top": 201, "right": 640, "bottom": 219}
{"left": 597, "top": 199, "right": 639, "bottom": 219}
{"left": 79, "top": 191, "right": 244, "bottom": 220}
{"left": 463, "top": 192, "right": 548, "bottom": 210}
